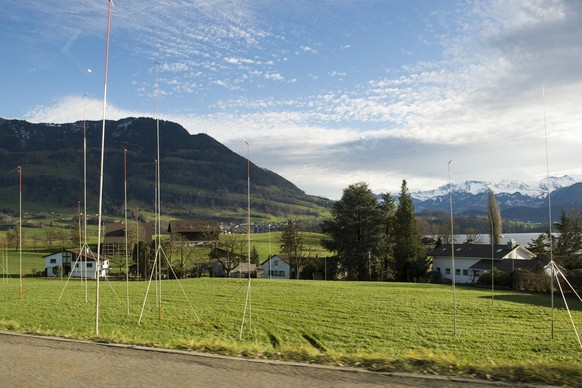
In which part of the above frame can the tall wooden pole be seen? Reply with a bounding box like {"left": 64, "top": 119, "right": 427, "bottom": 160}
{"left": 155, "top": 61, "right": 162, "bottom": 320}
{"left": 82, "top": 93, "right": 88, "bottom": 302}
{"left": 18, "top": 165, "right": 23, "bottom": 299}
{"left": 96, "top": 0, "right": 113, "bottom": 336}
{"left": 448, "top": 160, "right": 456, "bottom": 336}
{"left": 136, "top": 207, "right": 139, "bottom": 281}
{"left": 124, "top": 147, "right": 129, "bottom": 315}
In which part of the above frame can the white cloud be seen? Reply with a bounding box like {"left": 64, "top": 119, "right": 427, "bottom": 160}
{"left": 11, "top": 1, "right": 582, "bottom": 199}
{"left": 299, "top": 46, "right": 317, "bottom": 54}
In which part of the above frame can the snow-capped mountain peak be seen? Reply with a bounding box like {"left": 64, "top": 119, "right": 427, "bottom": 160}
{"left": 411, "top": 175, "right": 578, "bottom": 201}
{"left": 538, "top": 175, "right": 577, "bottom": 192}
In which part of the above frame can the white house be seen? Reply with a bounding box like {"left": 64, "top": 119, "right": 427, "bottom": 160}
{"left": 429, "top": 240, "right": 536, "bottom": 284}
{"left": 44, "top": 248, "right": 110, "bottom": 279}
{"left": 262, "top": 254, "right": 293, "bottom": 279}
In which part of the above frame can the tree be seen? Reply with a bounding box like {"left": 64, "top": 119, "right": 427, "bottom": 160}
{"left": 132, "top": 241, "right": 152, "bottom": 279}
{"left": 45, "top": 227, "right": 57, "bottom": 247}
{"left": 70, "top": 222, "right": 81, "bottom": 247}
{"left": 375, "top": 193, "right": 396, "bottom": 281}
{"left": 211, "top": 234, "right": 244, "bottom": 277}
{"left": 487, "top": 189, "right": 503, "bottom": 245}
{"left": 189, "top": 248, "right": 211, "bottom": 278}
{"left": 554, "top": 210, "right": 582, "bottom": 269}
{"left": 527, "top": 232, "right": 553, "bottom": 263}
{"left": 6, "top": 225, "right": 23, "bottom": 251}
{"left": 54, "top": 228, "right": 69, "bottom": 249}
{"left": 250, "top": 245, "right": 260, "bottom": 265}
{"left": 393, "top": 180, "right": 427, "bottom": 281}
{"left": 280, "top": 218, "right": 306, "bottom": 279}
{"left": 436, "top": 220, "right": 455, "bottom": 245}
{"left": 321, "top": 182, "right": 383, "bottom": 280}
{"left": 464, "top": 227, "right": 482, "bottom": 244}
{"left": 168, "top": 233, "right": 193, "bottom": 278}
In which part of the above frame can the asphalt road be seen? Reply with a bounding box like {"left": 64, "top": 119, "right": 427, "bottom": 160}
{"left": 0, "top": 332, "right": 524, "bottom": 387}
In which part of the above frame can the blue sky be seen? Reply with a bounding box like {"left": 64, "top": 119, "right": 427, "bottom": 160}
{"left": 2, "top": 0, "right": 582, "bottom": 199}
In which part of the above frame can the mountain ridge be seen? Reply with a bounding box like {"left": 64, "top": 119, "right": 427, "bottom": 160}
{"left": 0, "top": 117, "right": 331, "bottom": 221}
{"left": 410, "top": 176, "right": 582, "bottom": 223}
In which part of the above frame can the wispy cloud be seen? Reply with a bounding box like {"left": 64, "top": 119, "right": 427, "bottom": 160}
{"left": 11, "top": 1, "right": 582, "bottom": 198}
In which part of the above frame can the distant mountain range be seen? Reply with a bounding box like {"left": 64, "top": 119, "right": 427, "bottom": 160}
{"left": 410, "top": 177, "right": 582, "bottom": 223}
{"left": 0, "top": 117, "right": 331, "bottom": 222}
{"left": 2, "top": 116, "right": 580, "bottom": 227}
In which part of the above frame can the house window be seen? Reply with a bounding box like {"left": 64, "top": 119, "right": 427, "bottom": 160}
{"left": 463, "top": 269, "right": 468, "bottom": 276}
{"left": 274, "top": 260, "right": 279, "bottom": 267}
{"left": 436, "top": 268, "right": 441, "bottom": 273}
{"left": 50, "top": 258, "right": 57, "bottom": 264}
{"left": 87, "top": 263, "right": 93, "bottom": 268}
{"left": 455, "top": 269, "right": 460, "bottom": 275}
{"left": 445, "top": 268, "right": 450, "bottom": 275}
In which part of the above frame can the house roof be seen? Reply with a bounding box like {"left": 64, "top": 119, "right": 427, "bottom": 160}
{"left": 428, "top": 243, "right": 535, "bottom": 260}
{"left": 260, "top": 254, "right": 291, "bottom": 266}
{"left": 43, "top": 248, "right": 111, "bottom": 262}
{"left": 232, "top": 263, "right": 257, "bottom": 272}
{"left": 470, "top": 258, "right": 544, "bottom": 272}
{"left": 104, "top": 222, "right": 152, "bottom": 244}
{"left": 168, "top": 220, "right": 220, "bottom": 234}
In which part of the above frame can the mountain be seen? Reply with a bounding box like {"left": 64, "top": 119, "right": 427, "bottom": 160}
{"left": 0, "top": 117, "right": 331, "bottom": 221}
{"left": 411, "top": 177, "right": 582, "bottom": 224}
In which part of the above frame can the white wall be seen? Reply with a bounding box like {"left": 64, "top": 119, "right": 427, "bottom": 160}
{"left": 263, "top": 255, "right": 292, "bottom": 279}
{"left": 45, "top": 252, "right": 109, "bottom": 278}
{"left": 432, "top": 257, "right": 483, "bottom": 284}
{"left": 44, "top": 252, "right": 63, "bottom": 277}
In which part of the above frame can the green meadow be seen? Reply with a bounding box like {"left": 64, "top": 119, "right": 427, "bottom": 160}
{"left": 0, "top": 278, "right": 580, "bottom": 385}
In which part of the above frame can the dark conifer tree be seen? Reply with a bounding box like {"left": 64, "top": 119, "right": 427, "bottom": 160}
{"left": 321, "top": 182, "right": 383, "bottom": 280}
{"left": 393, "top": 180, "right": 427, "bottom": 281}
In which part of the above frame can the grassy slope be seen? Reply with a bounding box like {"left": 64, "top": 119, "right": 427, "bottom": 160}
{"left": 0, "top": 278, "right": 580, "bottom": 385}
{"left": 250, "top": 231, "right": 329, "bottom": 261}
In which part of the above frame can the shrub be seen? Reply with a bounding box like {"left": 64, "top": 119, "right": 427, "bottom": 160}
{"left": 477, "top": 268, "right": 512, "bottom": 288}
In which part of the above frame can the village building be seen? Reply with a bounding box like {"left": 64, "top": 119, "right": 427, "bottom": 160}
{"left": 168, "top": 220, "right": 220, "bottom": 246}
{"left": 429, "top": 240, "right": 537, "bottom": 284}
{"left": 44, "top": 248, "right": 110, "bottom": 279}
{"left": 261, "top": 254, "right": 293, "bottom": 279}
{"left": 208, "top": 247, "right": 251, "bottom": 277}
{"left": 101, "top": 222, "right": 152, "bottom": 256}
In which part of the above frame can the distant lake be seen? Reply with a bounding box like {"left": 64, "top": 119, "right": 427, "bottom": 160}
{"left": 450, "top": 233, "right": 550, "bottom": 246}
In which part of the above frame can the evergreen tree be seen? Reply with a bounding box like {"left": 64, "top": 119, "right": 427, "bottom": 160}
{"left": 393, "top": 180, "right": 427, "bottom": 281}
{"left": 375, "top": 193, "right": 396, "bottom": 281}
{"left": 527, "top": 232, "right": 554, "bottom": 263}
{"left": 321, "top": 182, "right": 383, "bottom": 280}
{"left": 487, "top": 189, "right": 503, "bottom": 245}
{"left": 250, "top": 245, "right": 260, "bottom": 265}
{"left": 554, "top": 210, "right": 582, "bottom": 269}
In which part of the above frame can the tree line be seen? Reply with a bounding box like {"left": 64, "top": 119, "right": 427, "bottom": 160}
{"left": 319, "top": 180, "right": 427, "bottom": 281}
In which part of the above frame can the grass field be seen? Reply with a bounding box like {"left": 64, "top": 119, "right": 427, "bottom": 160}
{"left": 0, "top": 278, "right": 580, "bottom": 385}
{"left": 0, "top": 251, "right": 47, "bottom": 276}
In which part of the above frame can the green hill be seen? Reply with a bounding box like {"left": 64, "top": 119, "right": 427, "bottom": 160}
{"left": 0, "top": 117, "right": 331, "bottom": 222}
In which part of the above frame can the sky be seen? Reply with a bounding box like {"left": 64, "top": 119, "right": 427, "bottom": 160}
{"left": 2, "top": 0, "right": 582, "bottom": 199}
